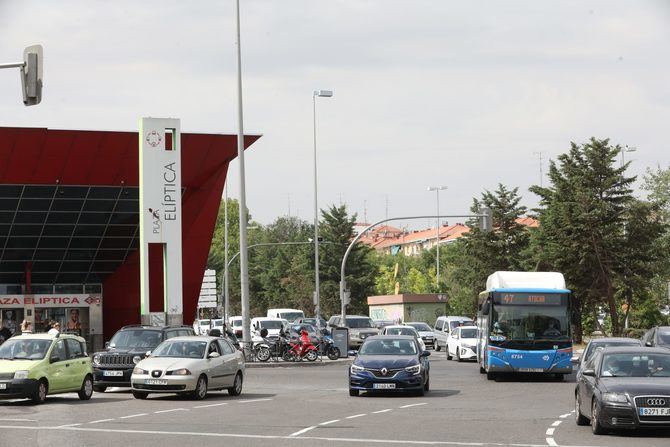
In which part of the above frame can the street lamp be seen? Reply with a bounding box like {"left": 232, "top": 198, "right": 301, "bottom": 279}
{"left": 313, "top": 89, "right": 333, "bottom": 321}
{"left": 620, "top": 145, "right": 637, "bottom": 168}
{"left": 427, "top": 186, "right": 448, "bottom": 288}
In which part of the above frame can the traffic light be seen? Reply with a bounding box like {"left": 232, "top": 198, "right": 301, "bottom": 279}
{"left": 21, "top": 45, "right": 43, "bottom": 106}
{"left": 479, "top": 207, "right": 493, "bottom": 231}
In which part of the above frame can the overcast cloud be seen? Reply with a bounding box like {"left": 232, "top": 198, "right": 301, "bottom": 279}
{"left": 1, "top": 0, "right": 669, "bottom": 229}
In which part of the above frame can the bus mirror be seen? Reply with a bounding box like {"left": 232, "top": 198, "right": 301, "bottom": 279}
{"left": 478, "top": 304, "right": 482, "bottom": 311}
{"left": 481, "top": 302, "right": 490, "bottom": 316}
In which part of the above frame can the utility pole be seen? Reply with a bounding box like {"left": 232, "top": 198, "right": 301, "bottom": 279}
{"left": 533, "top": 152, "right": 543, "bottom": 187}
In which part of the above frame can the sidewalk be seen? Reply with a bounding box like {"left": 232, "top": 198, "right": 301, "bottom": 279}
{"left": 246, "top": 357, "right": 352, "bottom": 368}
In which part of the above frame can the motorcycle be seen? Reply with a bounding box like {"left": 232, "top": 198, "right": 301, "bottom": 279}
{"left": 253, "top": 328, "right": 292, "bottom": 362}
{"left": 285, "top": 334, "right": 318, "bottom": 362}
{"left": 320, "top": 334, "right": 341, "bottom": 361}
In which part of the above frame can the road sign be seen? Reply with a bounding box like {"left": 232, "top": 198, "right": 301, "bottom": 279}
{"left": 198, "top": 269, "right": 217, "bottom": 308}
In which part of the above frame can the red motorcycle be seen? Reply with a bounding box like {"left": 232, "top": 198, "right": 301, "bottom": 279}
{"left": 286, "top": 330, "right": 318, "bottom": 362}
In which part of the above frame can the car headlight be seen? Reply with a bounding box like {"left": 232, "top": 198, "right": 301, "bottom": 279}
{"left": 132, "top": 355, "right": 142, "bottom": 364}
{"left": 603, "top": 393, "right": 629, "bottom": 404}
{"left": 92, "top": 354, "right": 101, "bottom": 365}
{"left": 405, "top": 364, "right": 421, "bottom": 375}
{"left": 350, "top": 364, "right": 365, "bottom": 374}
{"left": 133, "top": 367, "right": 149, "bottom": 375}
{"left": 14, "top": 370, "right": 29, "bottom": 380}
{"left": 167, "top": 368, "right": 191, "bottom": 376}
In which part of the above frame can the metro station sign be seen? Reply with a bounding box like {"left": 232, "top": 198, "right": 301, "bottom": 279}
{"left": 0, "top": 295, "right": 102, "bottom": 308}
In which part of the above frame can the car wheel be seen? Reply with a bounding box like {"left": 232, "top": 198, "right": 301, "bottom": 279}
{"left": 78, "top": 375, "right": 93, "bottom": 400}
{"left": 192, "top": 375, "right": 208, "bottom": 400}
{"left": 435, "top": 344, "right": 441, "bottom": 352}
{"left": 456, "top": 349, "right": 462, "bottom": 362}
{"left": 132, "top": 391, "right": 148, "bottom": 400}
{"left": 424, "top": 375, "right": 430, "bottom": 392}
{"left": 228, "top": 372, "right": 243, "bottom": 396}
{"left": 575, "top": 393, "right": 589, "bottom": 426}
{"left": 446, "top": 346, "right": 452, "bottom": 360}
{"left": 349, "top": 389, "right": 359, "bottom": 397}
{"left": 31, "top": 379, "right": 48, "bottom": 404}
{"left": 591, "top": 399, "right": 606, "bottom": 435}
{"left": 479, "top": 365, "right": 486, "bottom": 374}
{"left": 93, "top": 385, "right": 107, "bottom": 393}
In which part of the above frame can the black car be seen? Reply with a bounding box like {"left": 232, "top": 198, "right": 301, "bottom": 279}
{"left": 349, "top": 335, "right": 430, "bottom": 396}
{"left": 92, "top": 325, "right": 195, "bottom": 391}
{"left": 578, "top": 337, "right": 642, "bottom": 370}
{"left": 575, "top": 346, "right": 670, "bottom": 434}
{"left": 641, "top": 326, "right": 670, "bottom": 349}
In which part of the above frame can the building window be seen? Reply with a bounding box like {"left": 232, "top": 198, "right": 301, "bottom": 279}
{"left": 84, "top": 284, "right": 102, "bottom": 294}
{"left": 31, "top": 284, "right": 54, "bottom": 294}
{"left": 54, "top": 284, "right": 84, "bottom": 294}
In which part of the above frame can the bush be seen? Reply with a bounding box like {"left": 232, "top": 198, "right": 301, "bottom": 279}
{"left": 622, "top": 327, "right": 645, "bottom": 339}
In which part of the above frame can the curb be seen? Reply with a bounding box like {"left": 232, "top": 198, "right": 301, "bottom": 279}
{"left": 246, "top": 358, "right": 353, "bottom": 368}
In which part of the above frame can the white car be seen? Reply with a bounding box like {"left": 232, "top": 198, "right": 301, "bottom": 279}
{"left": 405, "top": 322, "right": 436, "bottom": 349}
{"left": 193, "top": 319, "right": 212, "bottom": 335}
{"left": 446, "top": 325, "right": 478, "bottom": 362}
{"left": 131, "top": 336, "right": 244, "bottom": 400}
{"left": 381, "top": 325, "right": 426, "bottom": 351}
{"left": 229, "top": 316, "right": 243, "bottom": 337}
{"left": 250, "top": 317, "right": 288, "bottom": 342}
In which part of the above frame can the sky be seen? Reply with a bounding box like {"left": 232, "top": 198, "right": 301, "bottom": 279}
{"left": 1, "top": 0, "right": 669, "bottom": 230}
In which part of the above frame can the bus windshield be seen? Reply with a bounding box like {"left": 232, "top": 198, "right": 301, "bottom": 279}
{"left": 491, "top": 304, "right": 569, "bottom": 342}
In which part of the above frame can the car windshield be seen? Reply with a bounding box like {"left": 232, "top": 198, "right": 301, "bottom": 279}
{"left": 198, "top": 320, "right": 211, "bottom": 326}
{"left": 346, "top": 318, "right": 373, "bottom": 328}
{"left": 230, "top": 319, "right": 242, "bottom": 327}
{"left": 450, "top": 320, "right": 474, "bottom": 330}
{"left": 386, "top": 327, "right": 417, "bottom": 336}
{"left": 600, "top": 353, "right": 670, "bottom": 377}
{"left": 259, "top": 321, "right": 285, "bottom": 330}
{"left": 212, "top": 320, "right": 223, "bottom": 327}
{"left": 0, "top": 338, "right": 52, "bottom": 360}
{"left": 461, "top": 328, "right": 478, "bottom": 339}
{"left": 658, "top": 330, "right": 670, "bottom": 346}
{"left": 359, "top": 339, "right": 418, "bottom": 355}
{"left": 408, "top": 323, "right": 431, "bottom": 331}
{"left": 584, "top": 341, "right": 639, "bottom": 363}
{"left": 152, "top": 341, "right": 207, "bottom": 359}
{"left": 291, "top": 324, "right": 317, "bottom": 335}
{"left": 279, "top": 312, "right": 303, "bottom": 322}
{"left": 109, "top": 330, "right": 163, "bottom": 349}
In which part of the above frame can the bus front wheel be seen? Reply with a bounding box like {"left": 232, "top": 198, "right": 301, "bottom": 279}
{"left": 486, "top": 371, "right": 496, "bottom": 381}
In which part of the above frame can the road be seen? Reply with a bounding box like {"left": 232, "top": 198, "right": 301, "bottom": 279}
{"left": 0, "top": 354, "right": 668, "bottom": 447}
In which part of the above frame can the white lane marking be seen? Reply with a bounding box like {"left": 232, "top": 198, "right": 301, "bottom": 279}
{"left": 88, "top": 419, "right": 114, "bottom": 424}
{"left": 119, "top": 413, "right": 148, "bottom": 419}
{"left": 0, "top": 425, "right": 599, "bottom": 446}
{"left": 193, "top": 403, "right": 228, "bottom": 409}
{"left": 345, "top": 413, "right": 366, "bottom": 419}
{"left": 154, "top": 408, "right": 187, "bottom": 414}
{"left": 237, "top": 398, "right": 272, "bottom": 403}
{"left": 319, "top": 419, "right": 340, "bottom": 426}
{"left": 56, "top": 423, "right": 82, "bottom": 428}
{"left": 399, "top": 403, "right": 427, "bottom": 409}
{"left": 550, "top": 421, "right": 561, "bottom": 427}
{"left": 373, "top": 409, "right": 392, "bottom": 414}
{"left": 546, "top": 438, "right": 558, "bottom": 447}
{"left": 558, "top": 413, "right": 571, "bottom": 419}
{"left": 288, "top": 425, "right": 317, "bottom": 437}
{"left": 0, "top": 418, "right": 37, "bottom": 422}
{"left": 545, "top": 428, "right": 555, "bottom": 436}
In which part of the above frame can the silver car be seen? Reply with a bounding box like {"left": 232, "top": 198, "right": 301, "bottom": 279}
{"left": 131, "top": 336, "right": 244, "bottom": 400}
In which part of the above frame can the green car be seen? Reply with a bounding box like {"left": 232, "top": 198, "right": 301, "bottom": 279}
{"left": 0, "top": 333, "right": 93, "bottom": 404}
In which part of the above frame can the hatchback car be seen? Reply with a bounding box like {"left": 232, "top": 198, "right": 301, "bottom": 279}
{"left": 446, "top": 325, "right": 478, "bottom": 361}
{"left": 575, "top": 347, "right": 670, "bottom": 434}
{"left": 405, "top": 322, "right": 436, "bottom": 349}
{"left": 131, "top": 336, "right": 244, "bottom": 400}
{"left": 349, "top": 335, "right": 430, "bottom": 396}
{"left": 0, "top": 333, "right": 93, "bottom": 404}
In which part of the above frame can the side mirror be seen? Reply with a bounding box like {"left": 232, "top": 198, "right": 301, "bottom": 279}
{"left": 208, "top": 352, "right": 221, "bottom": 359}
{"left": 347, "top": 350, "right": 358, "bottom": 357}
{"left": 582, "top": 368, "right": 595, "bottom": 377}
{"left": 420, "top": 351, "right": 431, "bottom": 358}
{"left": 145, "top": 351, "right": 151, "bottom": 357}
{"left": 104, "top": 341, "right": 110, "bottom": 349}
{"left": 50, "top": 355, "right": 61, "bottom": 363}
{"left": 481, "top": 302, "right": 490, "bottom": 316}
{"left": 645, "top": 341, "right": 653, "bottom": 347}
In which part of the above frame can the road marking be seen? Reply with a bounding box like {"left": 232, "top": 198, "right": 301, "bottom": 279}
{"left": 545, "top": 428, "right": 554, "bottom": 436}
{"left": 558, "top": 413, "right": 571, "bottom": 419}
{"left": 550, "top": 421, "right": 561, "bottom": 427}
{"left": 237, "top": 398, "right": 273, "bottom": 403}
{"left": 399, "top": 403, "right": 427, "bottom": 409}
{"left": 154, "top": 408, "right": 187, "bottom": 414}
{"left": 88, "top": 419, "right": 114, "bottom": 424}
{"left": 319, "top": 419, "right": 340, "bottom": 426}
{"left": 288, "top": 426, "right": 317, "bottom": 437}
{"left": 193, "top": 403, "right": 228, "bottom": 409}
{"left": 345, "top": 414, "right": 366, "bottom": 419}
{"left": 119, "top": 413, "right": 148, "bottom": 419}
{"left": 372, "top": 409, "right": 392, "bottom": 414}
{"left": 546, "top": 438, "right": 558, "bottom": 447}
{"left": 56, "top": 423, "right": 82, "bottom": 428}
{"left": 0, "top": 418, "right": 36, "bottom": 422}
{"left": 0, "top": 425, "right": 602, "bottom": 446}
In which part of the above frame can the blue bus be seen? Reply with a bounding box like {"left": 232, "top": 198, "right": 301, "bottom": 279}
{"left": 477, "top": 271, "right": 573, "bottom": 380}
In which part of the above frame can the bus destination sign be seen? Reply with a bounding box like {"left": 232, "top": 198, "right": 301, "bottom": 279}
{"left": 496, "top": 293, "right": 563, "bottom": 306}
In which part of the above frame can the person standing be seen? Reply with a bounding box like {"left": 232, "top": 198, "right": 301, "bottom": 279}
{"left": 20, "top": 320, "right": 32, "bottom": 334}
{"left": 47, "top": 321, "right": 61, "bottom": 336}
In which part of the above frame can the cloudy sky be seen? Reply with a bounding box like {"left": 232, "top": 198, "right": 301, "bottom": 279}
{"left": 1, "top": 1, "right": 669, "bottom": 229}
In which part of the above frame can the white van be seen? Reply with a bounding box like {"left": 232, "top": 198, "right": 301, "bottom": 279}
{"left": 251, "top": 317, "right": 289, "bottom": 339}
{"left": 434, "top": 316, "right": 475, "bottom": 352}
{"left": 266, "top": 308, "right": 304, "bottom": 322}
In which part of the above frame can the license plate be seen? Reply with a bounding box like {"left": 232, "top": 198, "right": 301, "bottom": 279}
{"left": 0, "top": 383, "right": 6, "bottom": 390}
{"left": 373, "top": 383, "right": 396, "bottom": 389}
{"left": 517, "top": 368, "right": 544, "bottom": 372}
{"left": 103, "top": 370, "right": 123, "bottom": 377}
{"left": 639, "top": 407, "right": 670, "bottom": 416}
{"left": 144, "top": 379, "right": 168, "bottom": 385}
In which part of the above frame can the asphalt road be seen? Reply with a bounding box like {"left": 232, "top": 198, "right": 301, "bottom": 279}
{"left": 1, "top": 354, "right": 668, "bottom": 447}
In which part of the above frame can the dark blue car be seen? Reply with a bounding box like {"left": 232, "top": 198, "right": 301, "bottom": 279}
{"left": 349, "top": 335, "right": 430, "bottom": 396}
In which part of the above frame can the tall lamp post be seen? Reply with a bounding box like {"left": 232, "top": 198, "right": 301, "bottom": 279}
{"left": 427, "top": 186, "right": 447, "bottom": 288}
{"left": 312, "top": 89, "right": 333, "bottom": 321}
{"left": 620, "top": 145, "right": 636, "bottom": 168}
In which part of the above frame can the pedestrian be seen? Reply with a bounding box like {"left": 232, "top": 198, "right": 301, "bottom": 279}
{"left": 47, "top": 321, "right": 61, "bottom": 336}
{"left": 20, "top": 320, "right": 32, "bottom": 334}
